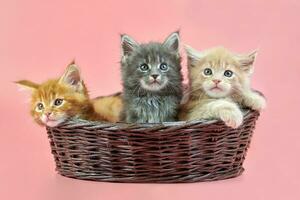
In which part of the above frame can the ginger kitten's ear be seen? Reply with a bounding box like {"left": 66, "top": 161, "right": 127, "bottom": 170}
{"left": 163, "top": 31, "right": 180, "bottom": 53}
{"left": 121, "top": 34, "right": 139, "bottom": 57}
{"left": 185, "top": 45, "right": 204, "bottom": 66}
{"left": 236, "top": 50, "right": 258, "bottom": 74}
{"left": 59, "top": 62, "right": 84, "bottom": 92}
{"left": 15, "top": 80, "right": 39, "bottom": 92}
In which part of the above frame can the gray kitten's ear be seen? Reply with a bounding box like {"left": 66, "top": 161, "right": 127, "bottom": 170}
{"left": 185, "top": 45, "right": 204, "bottom": 66}
{"left": 59, "top": 61, "right": 84, "bottom": 91}
{"left": 235, "top": 50, "right": 258, "bottom": 74}
{"left": 121, "top": 34, "right": 139, "bottom": 56}
{"left": 163, "top": 31, "right": 180, "bottom": 53}
{"left": 15, "top": 80, "right": 40, "bottom": 92}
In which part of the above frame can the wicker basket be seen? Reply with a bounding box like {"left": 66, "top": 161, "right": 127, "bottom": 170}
{"left": 46, "top": 109, "right": 259, "bottom": 183}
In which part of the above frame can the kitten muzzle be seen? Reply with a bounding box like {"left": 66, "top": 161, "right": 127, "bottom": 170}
{"left": 210, "top": 86, "right": 223, "bottom": 91}
{"left": 41, "top": 114, "right": 64, "bottom": 127}
{"left": 149, "top": 76, "right": 161, "bottom": 84}
{"left": 149, "top": 80, "right": 160, "bottom": 84}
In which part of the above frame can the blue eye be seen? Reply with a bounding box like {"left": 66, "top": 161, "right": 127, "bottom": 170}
{"left": 139, "top": 64, "right": 149, "bottom": 71}
{"left": 159, "top": 63, "right": 168, "bottom": 71}
{"left": 203, "top": 68, "right": 213, "bottom": 76}
{"left": 224, "top": 70, "right": 233, "bottom": 77}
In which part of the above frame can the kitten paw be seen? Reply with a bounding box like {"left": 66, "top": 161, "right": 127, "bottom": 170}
{"left": 219, "top": 109, "right": 243, "bottom": 129}
{"left": 248, "top": 93, "right": 266, "bottom": 111}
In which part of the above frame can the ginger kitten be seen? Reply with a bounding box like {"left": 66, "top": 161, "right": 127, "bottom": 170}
{"left": 179, "top": 46, "right": 266, "bottom": 128}
{"left": 17, "top": 62, "right": 121, "bottom": 127}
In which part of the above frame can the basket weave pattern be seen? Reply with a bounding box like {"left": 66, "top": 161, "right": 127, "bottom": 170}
{"left": 46, "top": 110, "right": 259, "bottom": 183}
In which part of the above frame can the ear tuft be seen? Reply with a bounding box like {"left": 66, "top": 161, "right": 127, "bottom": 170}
{"left": 121, "top": 34, "right": 139, "bottom": 56}
{"left": 240, "top": 50, "right": 257, "bottom": 66}
{"left": 15, "top": 80, "right": 39, "bottom": 92}
{"left": 69, "top": 59, "right": 76, "bottom": 66}
{"left": 163, "top": 31, "right": 180, "bottom": 53}
{"left": 236, "top": 49, "right": 258, "bottom": 74}
{"left": 59, "top": 62, "right": 83, "bottom": 91}
{"left": 185, "top": 45, "right": 204, "bottom": 66}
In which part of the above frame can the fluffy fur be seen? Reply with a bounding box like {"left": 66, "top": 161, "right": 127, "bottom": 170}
{"left": 92, "top": 93, "right": 123, "bottom": 123}
{"left": 179, "top": 46, "right": 266, "bottom": 128}
{"left": 16, "top": 62, "right": 119, "bottom": 127}
{"left": 121, "top": 32, "right": 183, "bottom": 123}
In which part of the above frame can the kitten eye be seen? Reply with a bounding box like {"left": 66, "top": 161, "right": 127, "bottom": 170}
{"left": 159, "top": 63, "right": 168, "bottom": 71}
{"left": 224, "top": 70, "right": 233, "bottom": 77}
{"left": 37, "top": 103, "right": 44, "bottom": 110}
{"left": 139, "top": 64, "right": 149, "bottom": 72}
{"left": 203, "top": 68, "right": 213, "bottom": 76}
{"left": 54, "top": 98, "right": 64, "bottom": 106}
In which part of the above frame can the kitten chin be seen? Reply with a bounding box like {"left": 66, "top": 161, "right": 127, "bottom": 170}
{"left": 180, "top": 46, "right": 266, "bottom": 128}
{"left": 120, "top": 31, "right": 183, "bottom": 123}
{"left": 204, "top": 88, "right": 231, "bottom": 98}
{"left": 44, "top": 118, "right": 66, "bottom": 127}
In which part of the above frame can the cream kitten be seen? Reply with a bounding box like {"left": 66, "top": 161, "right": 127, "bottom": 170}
{"left": 179, "top": 46, "right": 266, "bottom": 128}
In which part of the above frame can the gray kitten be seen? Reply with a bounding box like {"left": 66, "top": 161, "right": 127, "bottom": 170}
{"left": 120, "top": 31, "right": 183, "bottom": 123}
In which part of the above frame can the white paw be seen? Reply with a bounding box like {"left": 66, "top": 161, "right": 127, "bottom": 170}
{"left": 219, "top": 109, "right": 243, "bottom": 129}
{"left": 249, "top": 94, "right": 266, "bottom": 111}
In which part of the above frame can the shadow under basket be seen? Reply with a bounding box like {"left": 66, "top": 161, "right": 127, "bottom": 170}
{"left": 46, "top": 109, "right": 259, "bottom": 183}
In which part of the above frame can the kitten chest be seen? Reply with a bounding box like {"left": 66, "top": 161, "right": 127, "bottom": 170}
{"left": 132, "top": 96, "right": 176, "bottom": 123}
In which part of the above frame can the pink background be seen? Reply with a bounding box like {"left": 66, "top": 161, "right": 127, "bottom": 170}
{"left": 1, "top": 0, "right": 299, "bottom": 199}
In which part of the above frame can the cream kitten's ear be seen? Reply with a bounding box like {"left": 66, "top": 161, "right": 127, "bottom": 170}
{"left": 185, "top": 45, "right": 204, "bottom": 66}
{"left": 236, "top": 50, "right": 258, "bottom": 74}
{"left": 59, "top": 62, "right": 84, "bottom": 92}
{"left": 15, "top": 80, "right": 39, "bottom": 92}
{"left": 121, "top": 34, "right": 139, "bottom": 57}
{"left": 163, "top": 31, "right": 180, "bottom": 53}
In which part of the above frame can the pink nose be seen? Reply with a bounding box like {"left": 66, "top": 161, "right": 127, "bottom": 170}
{"left": 45, "top": 112, "right": 52, "bottom": 117}
{"left": 213, "top": 79, "right": 221, "bottom": 84}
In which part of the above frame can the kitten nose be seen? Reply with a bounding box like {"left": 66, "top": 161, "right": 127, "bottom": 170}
{"left": 213, "top": 79, "right": 221, "bottom": 84}
{"left": 151, "top": 74, "right": 159, "bottom": 79}
{"left": 45, "top": 112, "right": 52, "bottom": 117}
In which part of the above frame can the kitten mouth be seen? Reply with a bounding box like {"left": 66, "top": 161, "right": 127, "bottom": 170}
{"left": 43, "top": 116, "right": 56, "bottom": 122}
{"left": 149, "top": 80, "right": 161, "bottom": 85}
{"left": 210, "top": 86, "right": 223, "bottom": 91}
{"left": 44, "top": 118, "right": 65, "bottom": 127}
{"left": 41, "top": 116, "right": 65, "bottom": 127}
{"left": 140, "top": 79, "right": 167, "bottom": 91}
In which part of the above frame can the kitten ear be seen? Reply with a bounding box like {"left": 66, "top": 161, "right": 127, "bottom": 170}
{"left": 236, "top": 50, "right": 258, "bottom": 74}
{"left": 121, "top": 34, "right": 139, "bottom": 57}
{"left": 185, "top": 45, "right": 204, "bottom": 66}
{"left": 15, "top": 80, "right": 40, "bottom": 92}
{"left": 59, "top": 61, "right": 84, "bottom": 92}
{"left": 163, "top": 31, "right": 180, "bottom": 53}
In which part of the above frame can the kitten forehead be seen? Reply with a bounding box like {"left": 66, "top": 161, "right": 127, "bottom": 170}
{"left": 144, "top": 52, "right": 164, "bottom": 64}
{"left": 133, "top": 42, "right": 177, "bottom": 64}
{"left": 32, "top": 78, "right": 85, "bottom": 102}
{"left": 202, "top": 47, "right": 239, "bottom": 65}
{"left": 187, "top": 46, "right": 247, "bottom": 69}
{"left": 204, "top": 61, "right": 236, "bottom": 68}
{"left": 33, "top": 80, "right": 61, "bottom": 101}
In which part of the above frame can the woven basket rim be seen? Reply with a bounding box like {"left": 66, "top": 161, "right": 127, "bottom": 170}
{"left": 53, "top": 108, "right": 256, "bottom": 129}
